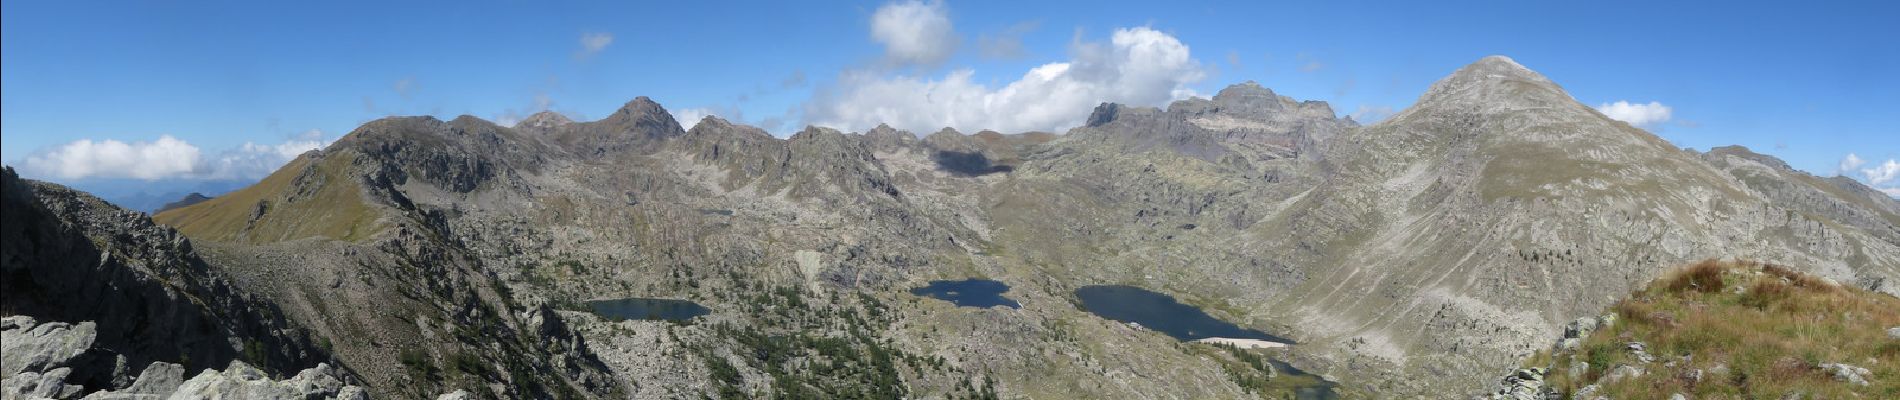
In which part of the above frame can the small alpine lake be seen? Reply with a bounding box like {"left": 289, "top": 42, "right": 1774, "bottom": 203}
{"left": 1073, "top": 285, "right": 1292, "bottom": 343}
{"left": 908, "top": 279, "right": 1021, "bottom": 309}
{"left": 585, "top": 298, "right": 711, "bottom": 322}
{"left": 1075, "top": 285, "right": 1336, "bottom": 399}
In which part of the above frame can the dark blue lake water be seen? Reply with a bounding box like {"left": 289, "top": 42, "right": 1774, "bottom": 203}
{"left": 585, "top": 298, "right": 711, "bottom": 322}
{"left": 1073, "top": 285, "right": 1293, "bottom": 343}
{"left": 1075, "top": 285, "right": 1337, "bottom": 398}
{"left": 909, "top": 279, "right": 1021, "bottom": 309}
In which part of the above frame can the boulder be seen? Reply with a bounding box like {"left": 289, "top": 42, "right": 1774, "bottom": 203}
{"left": 171, "top": 361, "right": 356, "bottom": 399}
{"left": 1625, "top": 342, "right": 1656, "bottom": 363}
{"left": 1817, "top": 362, "right": 1870, "bottom": 386}
{"left": 1, "top": 318, "right": 97, "bottom": 375}
{"left": 2, "top": 367, "right": 82, "bottom": 399}
{"left": 1482, "top": 367, "right": 1551, "bottom": 400}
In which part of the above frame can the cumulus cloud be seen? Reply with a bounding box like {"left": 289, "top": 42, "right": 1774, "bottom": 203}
{"left": 1839, "top": 153, "right": 1900, "bottom": 197}
{"left": 806, "top": 26, "right": 1205, "bottom": 134}
{"left": 871, "top": 0, "right": 957, "bottom": 67}
{"left": 1866, "top": 158, "right": 1900, "bottom": 186}
{"left": 1595, "top": 100, "right": 1673, "bottom": 127}
{"left": 21, "top": 136, "right": 201, "bottom": 180}
{"left": 19, "top": 131, "right": 334, "bottom": 181}
{"left": 202, "top": 134, "right": 327, "bottom": 180}
{"left": 1839, "top": 153, "right": 1867, "bottom": 175}
{"left": 576, "top": 32, "right": 614, "bottom": 59}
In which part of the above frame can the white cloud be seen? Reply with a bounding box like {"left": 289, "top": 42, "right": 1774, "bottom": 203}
{"left": 22, "top": 135, "right": 201, "bottom": 180}
{"left": 1839, "top": 153, "right": 1866, "bottom": 175}
{"left": 1595, "top": 100, "right": 1673, "bottom": 127}
{"left": 807, "top": 26, "right": 1205, "bottom": 134}
{"left": 576, "top": 32, "right": 614, "bottom": 59}
{"left": 871, "top": 0, "right": 957, "bottom": 67}
{"left": 1865, "top": 158, "right": 1900, "bottom": 186}
{"left": 19, "top": 131, "right": 334, "bottom": 181}
{"left": 672, "top": 108, "right": 713, "bottom": 131}
{"left": 1839, "top": 153, "right": 1900, "bottom": 197}
{"left": 209, "top": 137, "right": 330, "bottom": 181}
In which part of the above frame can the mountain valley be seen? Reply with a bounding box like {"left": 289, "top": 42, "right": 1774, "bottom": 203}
{"left": 5, "top": 56, "right": 1897, "bottom": 399}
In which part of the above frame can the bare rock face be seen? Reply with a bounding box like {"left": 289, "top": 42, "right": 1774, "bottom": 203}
{"left": 169, "top": 361, "right": 361, "bottom": 400}
{"left": 1, "top": 317, "right": 95, "bottom": 378}
{"left": 49, "top": 54, "right": 1894, "bottom": 399}
{"left": 1, "top": 316, "right": 364, "bottom": 400}
{"left": 1, "top": 167, "right": 337, "bottom": 391}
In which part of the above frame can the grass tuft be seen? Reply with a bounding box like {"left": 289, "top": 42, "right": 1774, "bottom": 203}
{"left": 1525, "top": 259, "right": 1899, "bottom": 398}
{"left": 1662, "top": 259, "right": 1727, "bottom": 294}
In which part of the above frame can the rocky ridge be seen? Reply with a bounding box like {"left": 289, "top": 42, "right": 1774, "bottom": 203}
{"left": 1, "top": 167, "right": 343, "bottom": 396}
{"left": 101, "top": 55, "right": 1900, "bottom": 398}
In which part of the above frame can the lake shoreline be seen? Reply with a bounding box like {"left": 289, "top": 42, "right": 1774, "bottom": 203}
{"left": 1192, "top": 337, "right": 1290, "bottom": 349}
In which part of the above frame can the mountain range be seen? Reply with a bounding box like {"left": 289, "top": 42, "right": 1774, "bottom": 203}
{"left": 4, "top": 55, "right": 1895, "bottom": 399}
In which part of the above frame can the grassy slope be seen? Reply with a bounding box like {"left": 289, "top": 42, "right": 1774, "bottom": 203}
{"left": 1526, "top": 260, "right": 1900, "bottom": 398}
{"left": 154, "top": 151, "right": 384, "bottom": 244}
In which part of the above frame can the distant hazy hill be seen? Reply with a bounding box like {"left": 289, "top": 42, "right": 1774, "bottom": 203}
{"left": 47, "top": 178, "right": 251, "bottom": 214}
{"left": 155, "top": 192, "right": 213, "bottom": 214}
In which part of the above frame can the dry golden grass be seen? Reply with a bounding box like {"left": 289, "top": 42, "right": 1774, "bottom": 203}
{"left": 155, "top": 151, "right": 386, "bottom": 244}
{"left": 1532, "top": 259, "right": 1899, "bottom": 398}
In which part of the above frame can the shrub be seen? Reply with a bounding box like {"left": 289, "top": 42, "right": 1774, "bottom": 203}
{"left": 1663, "top": 259, "right": 1728, "bottom": 294}
{"left": 1739, "top": 278, "right": 1791, "bottom": 310}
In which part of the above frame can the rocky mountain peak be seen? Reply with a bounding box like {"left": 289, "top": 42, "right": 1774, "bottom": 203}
{"left": 922, "top": 127, "right": 983, "bottom": 152}
{"left": 599, "top": 96, "right": 685, "bottom": 138}
{"left": 865, "top": 123, "right": 902, "bottom": 137}
{"left": 788, "top": 125, "right": 846, "bottom": 141}
{"left": 615, "top": 96, "right": 665, "bottom": 116}
{"left": 517, "top": 111, "right": 573, "bottom": 130}
{"left": 1209, "top": 81, "right": 1284, "bottom": 111}
{"left": 1416, "top": 55, "right": 1570, "bottom": 108}
{"left": 861, "top": 123, "right": 919, "bottom": 152}
{"left": 685, "top": 115, "right": 773, "bottom": 141}
{"left": 1084, "top": 102, "right": 1155, "bottom": 128}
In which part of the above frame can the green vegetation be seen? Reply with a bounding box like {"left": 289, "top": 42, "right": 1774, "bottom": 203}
{"left": 684, "top": 280, "right": 994, "bottom": 400}
{"left": 1187, "top": 342, "right": 1337, "bottom": 399}
{"left": 399, "top": 348, "right": 440, "bottom": 382}
{"left": 1526, "top": 259, "right": 1900, "bottom": 398}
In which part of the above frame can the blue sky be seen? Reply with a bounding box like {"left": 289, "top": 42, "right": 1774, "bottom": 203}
{"left": 4, "top": 0, "right": 1897, "bottom": 198}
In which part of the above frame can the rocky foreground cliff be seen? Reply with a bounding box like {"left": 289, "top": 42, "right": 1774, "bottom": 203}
{"left": 1, "top": 167, "right": 364, "bottom": 398}
{"left": 6, "top": 55, "right": 1891, "bottom": 399}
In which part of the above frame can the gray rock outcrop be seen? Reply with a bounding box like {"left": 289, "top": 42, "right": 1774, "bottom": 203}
{"left": 1818, "top": 362, "right": 1871, "bottom": 386}
{"left": 2, "top": 316, "right": 365, "bottom": 400}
